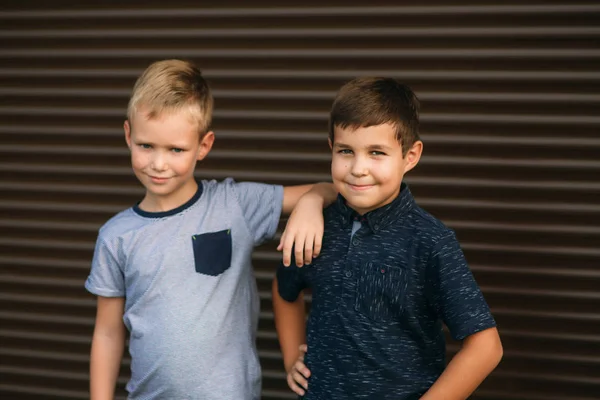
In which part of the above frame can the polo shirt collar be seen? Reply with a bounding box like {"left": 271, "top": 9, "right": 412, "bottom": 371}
{"left": 333, "top": 182, "right": 415, "bottom": 233}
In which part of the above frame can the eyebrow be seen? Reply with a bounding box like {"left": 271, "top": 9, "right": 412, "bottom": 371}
{"left": 133, "top": 137, "right": 188, "bottom": 148}
{"left": 334, "top": 142, "right": 392, "bottom": 151}
{"left": 366, "top": 144, "right": 393, "bottom": 151}
{"left": 333, "top": 142, "right": 351, "bottom": 149}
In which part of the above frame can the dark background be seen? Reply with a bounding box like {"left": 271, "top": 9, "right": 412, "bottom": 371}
{"left": 0, "top": 1, "right": 599, "bottom": 399}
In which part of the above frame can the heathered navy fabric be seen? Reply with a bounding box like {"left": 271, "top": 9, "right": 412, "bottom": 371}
{"left": 277, "top": 183, "right": 496, "bottom": 399}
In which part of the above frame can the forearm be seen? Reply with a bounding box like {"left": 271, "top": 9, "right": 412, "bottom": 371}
{"left": 272, "top": 279, "right": 307, "bottom": 371}
{"left": 282, "top": 182, "right": 337, "bottom": 215}
{"left": 421, "top": 328, "right": 503, "bottom": 400}
{"left": 90, "top": 326, "right": 125, "bottom": 399}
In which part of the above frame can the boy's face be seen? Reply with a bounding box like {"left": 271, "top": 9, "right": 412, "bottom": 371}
{"left": 124, "top": 109, "right": 214, "bottom": 211}
{"left": 330, "top": 123, "right": 422, "bottom": 215}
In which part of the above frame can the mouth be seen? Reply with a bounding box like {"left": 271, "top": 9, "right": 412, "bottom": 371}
{"left": 346, "top": 183, "right": 374, "bottom": 191}
{"left": 149, "top": 176, "right": 170, "bottom": 184}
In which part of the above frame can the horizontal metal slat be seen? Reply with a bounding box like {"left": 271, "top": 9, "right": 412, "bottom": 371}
{"left": 2, "top": 48, "right": 599, "bottom": 58}
{"left": 0, "top": 237, "right": 93, "bottom": 251}
{"left": 2, "top": 68, "right": 599, "bottom": 81}
{"left": 0, "top": 219, "right": 100, "bottom": 232}
{"left": 474, "top": 389, "right": 594, "bottom": 400}
{"left": 0, "top": 329, "right": 90, "bottom": 344}
{"left": 0, "top": 256, "right": 90, "bottom": 270}
{"left": 3, "top": 87, "right": 600, "bottom": 104}
{"left": 0, "top": 311, "right": 93, "bottom": 326}
{"left": 2, "top": 4, "right": 599, "bottom": 19}
{"left": 3, "top": 26, "right": 600, "bottom": 39}
{"left": 0, "top": 348, "right": 89, "bottom": 363}
{"left": 3, "top": 106, "right": 600, "bottom": 125}
{"left": 0, "top": 383, "right": 90, "bottom": 400}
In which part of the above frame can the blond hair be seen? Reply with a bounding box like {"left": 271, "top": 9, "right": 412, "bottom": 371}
{"left": 127, "top": 59, "right": 214, "bottom": 136}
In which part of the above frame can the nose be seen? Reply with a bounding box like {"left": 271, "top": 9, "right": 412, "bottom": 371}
{"left": 350, "top": 155, "right": 368, "bottom": 177}
{"left": 151, "top": 151, "right": 168, "bottom": 172}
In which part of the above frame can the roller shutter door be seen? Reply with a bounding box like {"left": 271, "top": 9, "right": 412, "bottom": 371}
{"left": 0, "top": 2, "right": 599, "bottom": 399}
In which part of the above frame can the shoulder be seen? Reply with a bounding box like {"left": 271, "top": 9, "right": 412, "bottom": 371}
{"left": 406, "top": 204, "right": 456, "bottom": 253}
{"left": 97, "top": 208, "right": 141, "bottom": 242}
{"left": 322, "top": 203, "right": 345, "bottom": 236}
{"left": 323, "top": 202, "right": 337, "bottom": 220}
{"left": 197, "top": 178, "right": 239, "bottom": 206}
{"left": 199, "top": 177, "right": 232, "bottom": 195}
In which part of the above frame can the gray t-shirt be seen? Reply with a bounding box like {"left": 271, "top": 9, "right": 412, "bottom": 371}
{"left": 85, "top": 178, "right": 284, "bottom": 400}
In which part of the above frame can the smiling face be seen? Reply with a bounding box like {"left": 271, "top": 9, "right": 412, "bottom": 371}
{"left": 330, "top": 123, "right": 422, "bottom": 215}
{"left": 124, "top": 108, "right": 214, "bottom": 212}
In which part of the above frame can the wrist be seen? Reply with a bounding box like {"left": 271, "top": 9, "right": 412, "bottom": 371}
{"left": 284, "top": 360, "right": 296, "bottom": 373}
{"left": 301, "top": 188, "right": 326, "bottom": 207}
{"left": 311, "top": 182, "right": 337, "bottom": 206}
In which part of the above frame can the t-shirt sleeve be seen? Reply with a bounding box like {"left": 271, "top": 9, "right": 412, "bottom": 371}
{"left": 428, "top": 232, "right": 496, "bottom": 341}
{"left": 85, "top": 235, "right": 125, "bottom": 298}
{"left": 276, "top": 254, "right": 308, "bottom": 302}
{"left": 233, "top": 181, "right": 284, "bottom": 246}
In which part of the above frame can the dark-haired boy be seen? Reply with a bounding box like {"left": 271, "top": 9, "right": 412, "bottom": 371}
{"left": 273, "top": 77, "right": 502, "bottom": 399}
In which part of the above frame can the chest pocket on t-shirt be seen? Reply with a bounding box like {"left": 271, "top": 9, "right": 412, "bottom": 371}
{"left": 355, "top": 262, "right": 408, "bottom": 322}
{"left": 191, "top": 229, "right": 232, "bottom": 276}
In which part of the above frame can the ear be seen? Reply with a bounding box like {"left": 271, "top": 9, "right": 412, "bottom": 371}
{"left": 197, "top": 131, "right": 215, "bottom": 161}
{"left": 328, "top": 138, "right": 333, "bottom": 150}
{"left": 124, "top": 120, "right": 132, "bottom": 149}
{"left": 403, "top": 140, "right": 423, "bottom": 174}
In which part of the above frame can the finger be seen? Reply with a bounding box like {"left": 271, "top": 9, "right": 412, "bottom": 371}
{"left": 299, "top": 344, "right": 308, "bottom": 354}
{"left": 292, "top": 369, "right": 309, "bottom": 389}
{"left": 294, "top": 234, "right": 306, "bottom": 267}
{"left": 277, "top": 229, "right": 286, "bottom": 252}
{"left": 304, "top": 235, "right": 314, "bottom": 265}
{"left": 280, "top": 233, "right": 293, "bottom": 267}
{"left": 294, "top": 361, "right": 311, "bottom": 379}
{"left": 287, "top": 373, "right": 306, "bottom": 396}
{"left": 313, "top": 230, "right": 323, "bottom": 258}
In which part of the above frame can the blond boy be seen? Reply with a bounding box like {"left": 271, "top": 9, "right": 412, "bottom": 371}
{"left": 86, "top": 60, "right": 333, "bottom": 399}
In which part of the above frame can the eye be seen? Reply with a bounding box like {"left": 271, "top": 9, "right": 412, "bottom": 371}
{"left": 338, "top": 149, "right": 353, "bottom": 155}
{"left": 370, "top": 151, "right": 386, "bottom": 156}
{"left": 171, "top": 148, "right": 184, "bottom": 153}
{"left": 139, "top": 144, "right": 152, "bottom": 149}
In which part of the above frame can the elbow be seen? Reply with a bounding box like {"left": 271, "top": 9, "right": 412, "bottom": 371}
{"left": 495, "top": 337, "right": 504, "bottom": 366}
{"left": 466, "top": 327, "right": 504, "bottom": 371}
{"left": 490, "top": 331, "right": 504, "bottom": 369}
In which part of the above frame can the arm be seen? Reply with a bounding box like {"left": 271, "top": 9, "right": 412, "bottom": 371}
{"left": 90, "top": 296, "right": 126, "bottom": 400}
{"left": 280, "top": 182, "right": 337, "bottom": 266}
{"left": 272, "top": 278, "right": 311, "bottom": 396}
{"left": 424, "top": 232, "right": 502, "bottom": 398}
{"left": 420, "top": 327, "right": 503, "bottom": 400}
{"left": 282, "top": 182, "right": 337, "bottom": 215}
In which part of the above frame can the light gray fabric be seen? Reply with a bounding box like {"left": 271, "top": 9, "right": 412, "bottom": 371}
{"left": 350, "top": 220, "right": 361, "bottom": 238}
{"left": 85, "top": 178, "right": 284, "bottom": 400}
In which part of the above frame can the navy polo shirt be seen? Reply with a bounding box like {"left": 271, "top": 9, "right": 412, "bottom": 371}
{"left": 277, "top": 183, "right": 496, "bottom": 399}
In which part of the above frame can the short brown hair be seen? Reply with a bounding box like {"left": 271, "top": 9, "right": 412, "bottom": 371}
{"left": 127, "top": 59, "right": 214, "bottom": 136}
{"left": 329, "top": 77, "right": 420, "bottom": 155}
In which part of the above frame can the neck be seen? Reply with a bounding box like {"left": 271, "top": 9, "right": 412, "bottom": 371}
{"left": 139, "top": 180, "right": 198, "bottom": 212}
